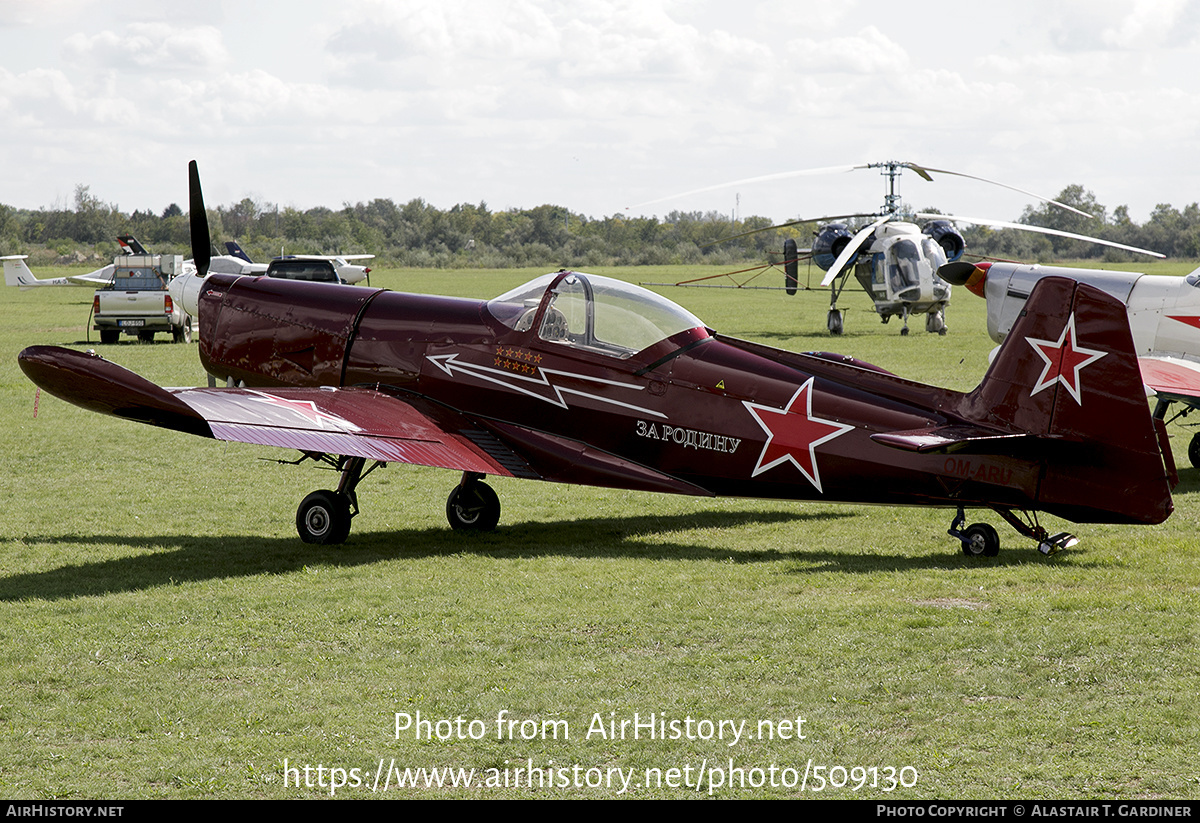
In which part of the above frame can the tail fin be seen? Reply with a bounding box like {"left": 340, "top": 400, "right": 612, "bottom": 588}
{"left": 961, "top": 275, "right": 1173, "bottom": 524}
{"left": 3, "top": 255, "right": 38, "bottom": 288}
{"left": 117, "top": 235, "right": 149, "bottom": 255}
{"left": 225, "top": 241, "right": 253, "bottom": 263}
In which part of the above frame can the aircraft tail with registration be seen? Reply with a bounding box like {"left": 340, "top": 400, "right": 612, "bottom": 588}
{"left": 878, "top": 273, "right": 1176, "bottom": 525}
{"left": 3, "top": 256, "right": 44, "bottom": 287}
{"left": 4, "top": 255, "right": 117, "bottom": 288}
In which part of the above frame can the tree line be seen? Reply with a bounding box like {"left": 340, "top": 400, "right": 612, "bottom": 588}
{"left": 1, "top": 183, "right": 1196, "bottom": 269}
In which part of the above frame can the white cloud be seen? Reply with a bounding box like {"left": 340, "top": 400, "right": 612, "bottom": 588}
{"left": 0, "top": 0, "right": 1197, "bottom": 224}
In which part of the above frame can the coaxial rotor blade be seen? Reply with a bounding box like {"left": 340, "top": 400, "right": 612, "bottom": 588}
{"left": 904, "top": 164, "right": 1094, "bottom": 219}
{"left": 700, "top": 213, "right": 877, "bottom": 248}
{"left": 627, "top": 164, "right": 865, "bottom": 211}
{"left": 916, "top": 212, "right": 1164, "bottom": 258}
{"left": 820, "top": 214, "right": 893, "bottom": 286}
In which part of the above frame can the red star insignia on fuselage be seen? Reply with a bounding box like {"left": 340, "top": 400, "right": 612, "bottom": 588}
{"left": 1026, "top": 313, "right": 1107, "bottom": 405}
{"left": 743, "top": 378, "right": 853, "bottom": 493}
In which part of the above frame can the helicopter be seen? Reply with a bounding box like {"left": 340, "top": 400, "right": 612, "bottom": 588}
{"left": 639, "top": 161, "right": 1162, "bottom": 336}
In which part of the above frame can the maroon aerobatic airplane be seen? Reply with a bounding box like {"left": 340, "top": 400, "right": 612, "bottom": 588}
{"left": 17, "top": 164, "right": 1177, "bottom": 556}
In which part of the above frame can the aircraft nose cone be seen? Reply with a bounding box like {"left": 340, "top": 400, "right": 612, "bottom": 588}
{"left": 171, "top": 271, "right": 209, "bottom": 317}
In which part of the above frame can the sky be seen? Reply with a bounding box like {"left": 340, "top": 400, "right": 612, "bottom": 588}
{"left": 2, "top": 0, "right": 1199, "bottom": 227}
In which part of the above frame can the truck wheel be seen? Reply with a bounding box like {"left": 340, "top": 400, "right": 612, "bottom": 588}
{"left": 99, "top": 330, "right": 119, "bottom": 345}
{"left": 173, "top": 317, "right": 193, "bottom": 343}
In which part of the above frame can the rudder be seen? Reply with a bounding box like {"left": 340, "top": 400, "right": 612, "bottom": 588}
{"left": 960, "top": 276, "right": 1173, "bottom": 524}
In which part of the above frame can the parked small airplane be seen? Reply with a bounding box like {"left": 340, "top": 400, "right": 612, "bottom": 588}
{"left": 2, "top": 235, "right": 154, "bottom": 288}
{"left": 2, "top": 234, "right": 266, "bottom": 286}
{"left": 940, "top": 259, "right": 1200, "bottom": 467}
{"left": 15, "top": 163, "right": 1177, "bottom": 556}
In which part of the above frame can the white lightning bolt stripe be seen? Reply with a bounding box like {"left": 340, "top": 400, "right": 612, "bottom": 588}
{"left": 427, "top": 354, "right": 667, "bottom": 418}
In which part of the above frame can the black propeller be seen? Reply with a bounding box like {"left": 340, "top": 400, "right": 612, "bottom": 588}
{"left": 188, "top": 160, "right": 211, "bottom": 278}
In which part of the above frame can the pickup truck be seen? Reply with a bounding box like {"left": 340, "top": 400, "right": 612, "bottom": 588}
{"left": 92, "top": 253, "right": 193, "bottom": 343}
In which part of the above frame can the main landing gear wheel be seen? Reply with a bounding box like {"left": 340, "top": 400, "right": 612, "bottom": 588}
{"left": 827, "top": 309, "right": 843, "bottom": 335}
{"left": 1190, "top": 432, "right": 1200, "bottom": 469}
{"left": 446, "top": 481, "right": 501, "bottom": 531}
{"left": 297, "top": 489, "right": 352, "bottom": 544}
{"left": 173, "top": 315, "right": 193, "bottom": 343}
{"left": 960, "top": 523, "right": 1000, "bottom": 557}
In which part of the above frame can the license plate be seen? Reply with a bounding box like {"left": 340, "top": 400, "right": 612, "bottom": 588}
{"left": 118, "top": 319, "right": 145, "bottom": 327}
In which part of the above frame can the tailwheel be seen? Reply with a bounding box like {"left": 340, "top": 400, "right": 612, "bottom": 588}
{"left": 993, "top": 508, "right": 1078, "bottom": 556}
{"left": 446, "top": 474, "right": 501, "bottom": 531}
{"left": 297, "top": 489, "right": 352, "bottom": 544}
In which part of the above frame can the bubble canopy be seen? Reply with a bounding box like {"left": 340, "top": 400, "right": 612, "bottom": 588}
{"left": 486, "top": 272, "right": 708, "bottom": 359}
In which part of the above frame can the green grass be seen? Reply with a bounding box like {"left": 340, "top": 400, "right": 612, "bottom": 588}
{"left": 2, "top": 262, "right": 1199, "bottom": 798}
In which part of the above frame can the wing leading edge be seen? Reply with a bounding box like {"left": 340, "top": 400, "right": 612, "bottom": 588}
{"left": 18, "top": 345, "right": 513, "bottom": 476}
{"left": 17, "top": 345, "right": 711, "bottom": 496}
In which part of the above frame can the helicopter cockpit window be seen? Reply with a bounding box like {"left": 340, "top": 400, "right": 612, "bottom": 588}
{"left": 922, "top": 237, "right": 949, "bottom": 282}
{"left": 887, "top": 239, "right": 922, "bottom": 291}
{"left": 487, "top": 272, "right": 707, "bottom": 358}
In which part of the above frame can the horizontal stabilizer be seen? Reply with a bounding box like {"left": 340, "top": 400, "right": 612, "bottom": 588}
{"left": 1139, "top": 355, "right": 1200, "bottom": 407}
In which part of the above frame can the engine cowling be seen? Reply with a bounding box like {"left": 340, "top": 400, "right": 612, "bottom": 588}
{"left": 812, "top": 223, "right": 857, "bottom": 271}
{"left": 922, "top": 219, "right": 965, "bottom": 262}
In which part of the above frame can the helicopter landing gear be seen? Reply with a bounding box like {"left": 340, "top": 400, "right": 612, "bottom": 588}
{"left": 899, "top": 307, "right": 911, "bottom": 336}
{"left": 446, "top": 472, "right": 501, "bottom": 531}
{"left": 926, "top": 309, "right": 947, "bottom": 335}
{"left": 827, "top": 309, "right": 844, "bottom": 335}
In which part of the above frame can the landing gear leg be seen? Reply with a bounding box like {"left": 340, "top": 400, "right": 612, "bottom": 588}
{"left": 900, "top": 307, "right": 910, "bottom": 336}
{"left": 993, "top": 508, "right": 1078, "bottom": 556}
{"left": 446, "top": 472, "right": 501, "bottom": 531}
{"left": 295, "top": 455, "right": 381, "bottom": 544}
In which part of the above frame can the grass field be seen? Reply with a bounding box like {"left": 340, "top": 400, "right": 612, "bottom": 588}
{"left": 2, "top": 261, "right": 1199, "bottom": 799}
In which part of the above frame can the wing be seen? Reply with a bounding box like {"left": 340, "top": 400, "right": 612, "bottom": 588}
{"left": 18, "top": 345, "right": 711, "bottom": 496}
{"left": 19, "top": 345, "right": 516, "bottom": 476}
{"left": 1139, "top": 355, "right": 1200, "bottom": 409}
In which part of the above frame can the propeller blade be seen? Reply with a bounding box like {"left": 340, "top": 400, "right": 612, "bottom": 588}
{"left": 820, "top": 215, "right": 892, "bottom": 286}
{"left": 904, "top": 164, "right": 1094, "bottom": 219}
{"left": 916, "top": 213, "right": 1165, "bottom": 259}
{"left": 627, "top": 164, "right": 865, "bottom": 211}
{"left": 188, "top": 160, "right": 211, "bottom": 277}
